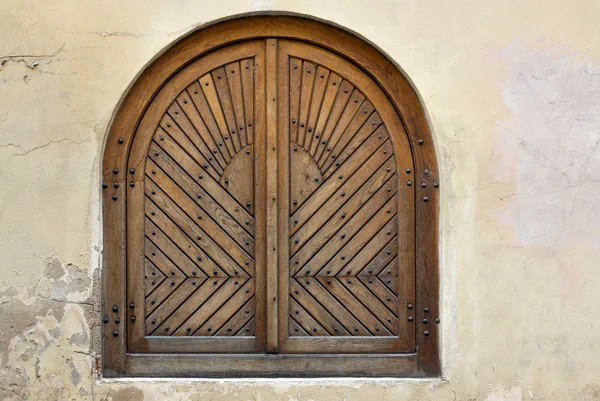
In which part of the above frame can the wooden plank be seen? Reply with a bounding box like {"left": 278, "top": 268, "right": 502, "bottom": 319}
{"left": 265, "top": 38, "right": 278, "bottom": 353}
{"left": 303, "top": 65, "right": 330, "bottom": 151}
{"left": 200, "top": 72, "right": 237, "bottom": 157}
{"left": 171, "top": 94, "right": 228, "bottom": 172}
{"left": 226, "top": 61, "right": 248, "bottom": 148}
{"left": 308, "top": 71, "right": 342, "bottom": 156}
{"left": 252, "top": 46, "right": 268, "bottom": 352}
{"left": 277, "top": 45, "right": 292, "bottom": 351}
{"left": 289, "top": 280, "right": 349, "bottom": 336}
{"left": 145, "top": 212, "right": 227, "bottom": 279}
{"left": 146, "top": 157, "right": 254, "bottom": 263}
{"left": 212, "top": 66, "right": 242, "bottom": 152}
{"left": 144, "top": 184, "right": 249, "bottom": 278}
{"left": 125, "top": 353, "right": 419, "bottom": 377}
{"left": 313, "top": 209, "right": 397, "bottom": 278}
{"left": 154, "top": 278, "right": 227, "bottom": 336}
{"left": 315, "top": 277, "right": 392, "bottom": 335}
{"left": 188, "top": 81, "right": 232, "bottom": 163}
{"left": 290, "top": 160, "right": 397, "bottom": 262}
{"left": 312, "top": 79, "right": 354, "bottom": 162}
{"left": 240, "top": 58, "right": 255, "bottom": 145}
{"left": 290, "top": 136, "right": 392, "bottom": 233}
{"left": 196, "top": 279, "right": 255, "bottom": 336}
{"left": 288, "top": 57, "right": 302, "bottom": 143}
{"left": 216, "top": 298, "right": 255, "bottom": 336}
{"left": 293, "top": 194, "right": 396, "bottom": 277}
{"left": 151, "top": 132, "right": 254, "bottom": 230}
{"left": 296, "top": 60, "right": 317, "bottom": 148}
{"left": 296, "top": 278, "right": 369, "bottom": 336}
{"left": 317, "top": 89, "right": 365, "bottom": 168}
{"left": 289, "top": 297, "right": 330, "bottom": 336}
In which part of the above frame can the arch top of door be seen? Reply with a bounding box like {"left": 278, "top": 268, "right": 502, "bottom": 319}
{"left": 102, "top": 14, "right": 440, "bottom": 378}
{"left": 103, "top": 14, "right": 437, "bottom": 182}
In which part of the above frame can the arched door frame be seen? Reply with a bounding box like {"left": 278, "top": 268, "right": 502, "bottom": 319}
{"left": 102, "top": 13, "right": 440, "bottom": 377}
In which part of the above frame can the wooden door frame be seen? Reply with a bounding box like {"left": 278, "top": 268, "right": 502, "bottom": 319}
{"left": 101, "top": 13, "right": 440, "bottom": 377}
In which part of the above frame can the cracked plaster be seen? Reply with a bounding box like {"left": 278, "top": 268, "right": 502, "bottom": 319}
{"left": 1, "top": 0, "right": 600, "bottom": 400}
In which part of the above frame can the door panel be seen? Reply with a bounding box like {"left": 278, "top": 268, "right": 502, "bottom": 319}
{"left": 127, "top": 40, "right": 267, "bottom": 353}
{"left": 277, "top": 40, "right": 415, "bottom": 353}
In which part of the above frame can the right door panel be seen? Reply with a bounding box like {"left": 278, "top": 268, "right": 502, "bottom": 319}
{"left": 277, "top": 40, "right": 416, "bottom": 353}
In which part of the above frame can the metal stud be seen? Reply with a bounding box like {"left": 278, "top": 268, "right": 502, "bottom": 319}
{"left": 246, "top": 202, "right": 251, "bottom": 207}
{"left": 224, "top": 178, "right": 229, "bottom": 184}
{"left": 113, "top": 305, "right": 118, "bottom": 312}
{"left": 408, "top": 316, "right": 414, "bottom": 322}
{"left": 115, "top": 318, "right": 120, "bottom": 324}
{"left": 102, "top": 182, "right": 108, "bottom": 188}
{"left": 113, "top": 330, "right": 118, "bottom": 337}
{"left": 424, "top": 169, "right": 430, "bottom": 176}
{"left": 405, "top": 168, "right": 411, "bottom": 174}
{"left": 113, "top": 168, "right": 118, "bottom": 174}
{"left": 423, "top": 196, "right": 429, "bottom": 202}
{"left": 407, "top": 303, "right": 413, "bottom": 309}
{"left": 130, "top": 182, "right": 135, "bottom": 188}
{"left": 407, "top": 181, "right": 412, "bottom": 186}
{"left": 293, "top": 200, "right": 297, "bottom": 205}
{"left": 130, "top": 316, "right": 136, "bottom": 322}
{"left": 422, "top": 318, "right": 428, "bottom": 324}
{"left": 435, "top": 318, "right": 440, "bottom": 324}
{"left": 421, "top": 182, "right": 427, "bottom": 188}
{"left": 434, "top": 182, "right": 439, "bottom": 188}
{"left": 103, "top": 317, "right": 109, "bottom": 324}
{"left": 424, "top": 307, "right": 430, "bottom": 313}
{"left": 118, "top": 138, "right": 124, "bottom": 144}
{"left": 418, "top": 139, "right": 424, "bottom": 145}
{"left": 424, "top": 331, "right": 430, "bottom": 336}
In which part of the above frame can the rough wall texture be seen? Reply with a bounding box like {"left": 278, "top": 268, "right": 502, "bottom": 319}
{"left": 1, "top": 0, "right": 599, "bottom": 400}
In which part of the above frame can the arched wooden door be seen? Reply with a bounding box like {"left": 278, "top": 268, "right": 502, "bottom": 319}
{"left": 102, "top": 15, "right": 439, "bottom": 377}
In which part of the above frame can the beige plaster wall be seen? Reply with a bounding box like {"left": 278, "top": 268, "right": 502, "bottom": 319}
{"left": 1, "top": 0, "right": 599, "bottom": 400}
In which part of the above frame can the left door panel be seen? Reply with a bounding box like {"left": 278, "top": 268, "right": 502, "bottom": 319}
{"left": 126, "top": 40, "right": 267, "bottom": 354}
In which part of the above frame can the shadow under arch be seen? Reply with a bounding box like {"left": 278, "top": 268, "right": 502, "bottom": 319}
{"left": 101, "top": 13, "right": 440, "bottom": 377}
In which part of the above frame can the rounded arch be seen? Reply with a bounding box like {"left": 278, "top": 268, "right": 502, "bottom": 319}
{"left": 102, "top": 14, "right": 439, "bottom": 377}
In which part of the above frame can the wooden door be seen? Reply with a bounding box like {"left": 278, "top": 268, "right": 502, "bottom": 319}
{"left": 276, "top": 40, "right": 415, "bottom": 353}
{"left": 127, "top": 40, "right": 268, "bottom": 353}
{"left": 124, "top": 38, "right": 415, "bottom": 355}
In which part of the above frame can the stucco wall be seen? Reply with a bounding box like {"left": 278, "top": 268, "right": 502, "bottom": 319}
{"left": 1, "top": 0, "right": 599, "bottom": 400}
